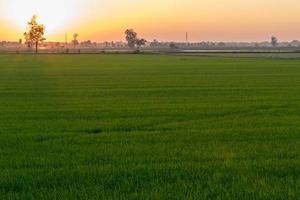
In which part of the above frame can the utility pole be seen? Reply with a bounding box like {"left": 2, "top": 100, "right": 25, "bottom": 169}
{"left": 65, "top": 32, "right": 68, "bottom": 53}
{"left": 65, "top": 32, "right": 68, "bottom": 46}
{"left": 186, "top": 32, "right": 188, "bottom": 45}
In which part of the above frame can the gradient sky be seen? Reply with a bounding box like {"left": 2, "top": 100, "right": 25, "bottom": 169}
{"left": 0, "top": 0, "right": 299, "bottom": 42}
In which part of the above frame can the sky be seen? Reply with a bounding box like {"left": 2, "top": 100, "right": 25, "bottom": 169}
{"left": 0, "top": 0, "right": 299, "bottom": 42}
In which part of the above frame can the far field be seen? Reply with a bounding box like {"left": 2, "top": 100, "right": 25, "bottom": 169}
{"left": 0, "top": 54, "right": 299, "bottom": 199}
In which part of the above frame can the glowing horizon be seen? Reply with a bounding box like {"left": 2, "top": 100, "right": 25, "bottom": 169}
{"left": 0, "top": 0, "right": 300, "bottom": 42}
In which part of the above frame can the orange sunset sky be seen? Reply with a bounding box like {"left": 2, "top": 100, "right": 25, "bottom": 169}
{"left": 0, "top": 0, "right": 299, "bottom": 42}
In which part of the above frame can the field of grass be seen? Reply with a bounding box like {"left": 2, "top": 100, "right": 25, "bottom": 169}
{"left": 0, "top": 54, "right": 299, "bottom": 199}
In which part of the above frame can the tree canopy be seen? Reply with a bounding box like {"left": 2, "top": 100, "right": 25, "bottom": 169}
{"left": 271, "top": 36, "right": 278, "bottom": 47}
{"left": 72, "top": 33, "right": 79, "bottom": 48}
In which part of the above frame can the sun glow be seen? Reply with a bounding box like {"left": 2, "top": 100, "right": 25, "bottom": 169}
{"left": 4, "top": 0, "right": 79, "bottom": 35}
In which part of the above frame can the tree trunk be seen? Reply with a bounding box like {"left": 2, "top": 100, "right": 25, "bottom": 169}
{"left": 35, "top": 42, "right": 38, "bottom": 54}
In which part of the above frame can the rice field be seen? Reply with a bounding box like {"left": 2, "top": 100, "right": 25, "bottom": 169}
{"left": 0, "top": 54, "right": 299, "bottom": 199}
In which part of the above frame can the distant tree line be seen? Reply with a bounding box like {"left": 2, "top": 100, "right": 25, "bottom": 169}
{"left": 21, "top": 15, "right": 288, "bottom": 53}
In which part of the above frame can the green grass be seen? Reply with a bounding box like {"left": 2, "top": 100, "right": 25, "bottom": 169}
{"left": 0, "top": 54, "right": 299, "bottom": 199}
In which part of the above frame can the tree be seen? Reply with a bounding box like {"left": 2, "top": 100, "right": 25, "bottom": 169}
{"left": 136, "top": 38, "right": 147, "bottom": 48}
{"left": 271, "top": 36, "right": 278, "bottom": 47}
{"left": 125, "top": 29, "right": 137, "bottom": 48}
{"left": 125, "top": 29, "right": 147, "bottom": 48}
{"left": 24, "top": 15, "right": 46, "bottom": 54}
{"left": 72, "top": 33, "right": 79, "bottom": 48}
{"left": 169, "top": 43, "right": 178, "bottom": 49}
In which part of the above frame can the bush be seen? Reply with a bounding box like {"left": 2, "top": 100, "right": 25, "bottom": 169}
{"left": 133, "top": 49, "right": 141, "bottom": 54}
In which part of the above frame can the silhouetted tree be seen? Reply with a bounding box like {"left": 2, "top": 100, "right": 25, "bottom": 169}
{"left": 136, "top": 38, "right": 147, "bottom": 48}
{"left": 271, "top": 36, "right": 278, "bottom": 47}
{"left": 24, "top": 15, "right": 46, "bottom": 54}
{"left": 125, "top": 29, "right": 147, "bottom": 48}
{"left": 81, "top": 40, "right": 92, "bottom": 46}
{"left": 72, "top": 33, "right": 79, "bottom": 48}
{"left": 169, "top": 43, "right": 178, "bottom": 49}
{"left": 150, "top": 39, "right": 159, "bottom": 47}
{"left": 218, "top": 42, "right": 226, "bottom": 47}
{"left": 125, "top": 29, "right": 137, "bottom": 48}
